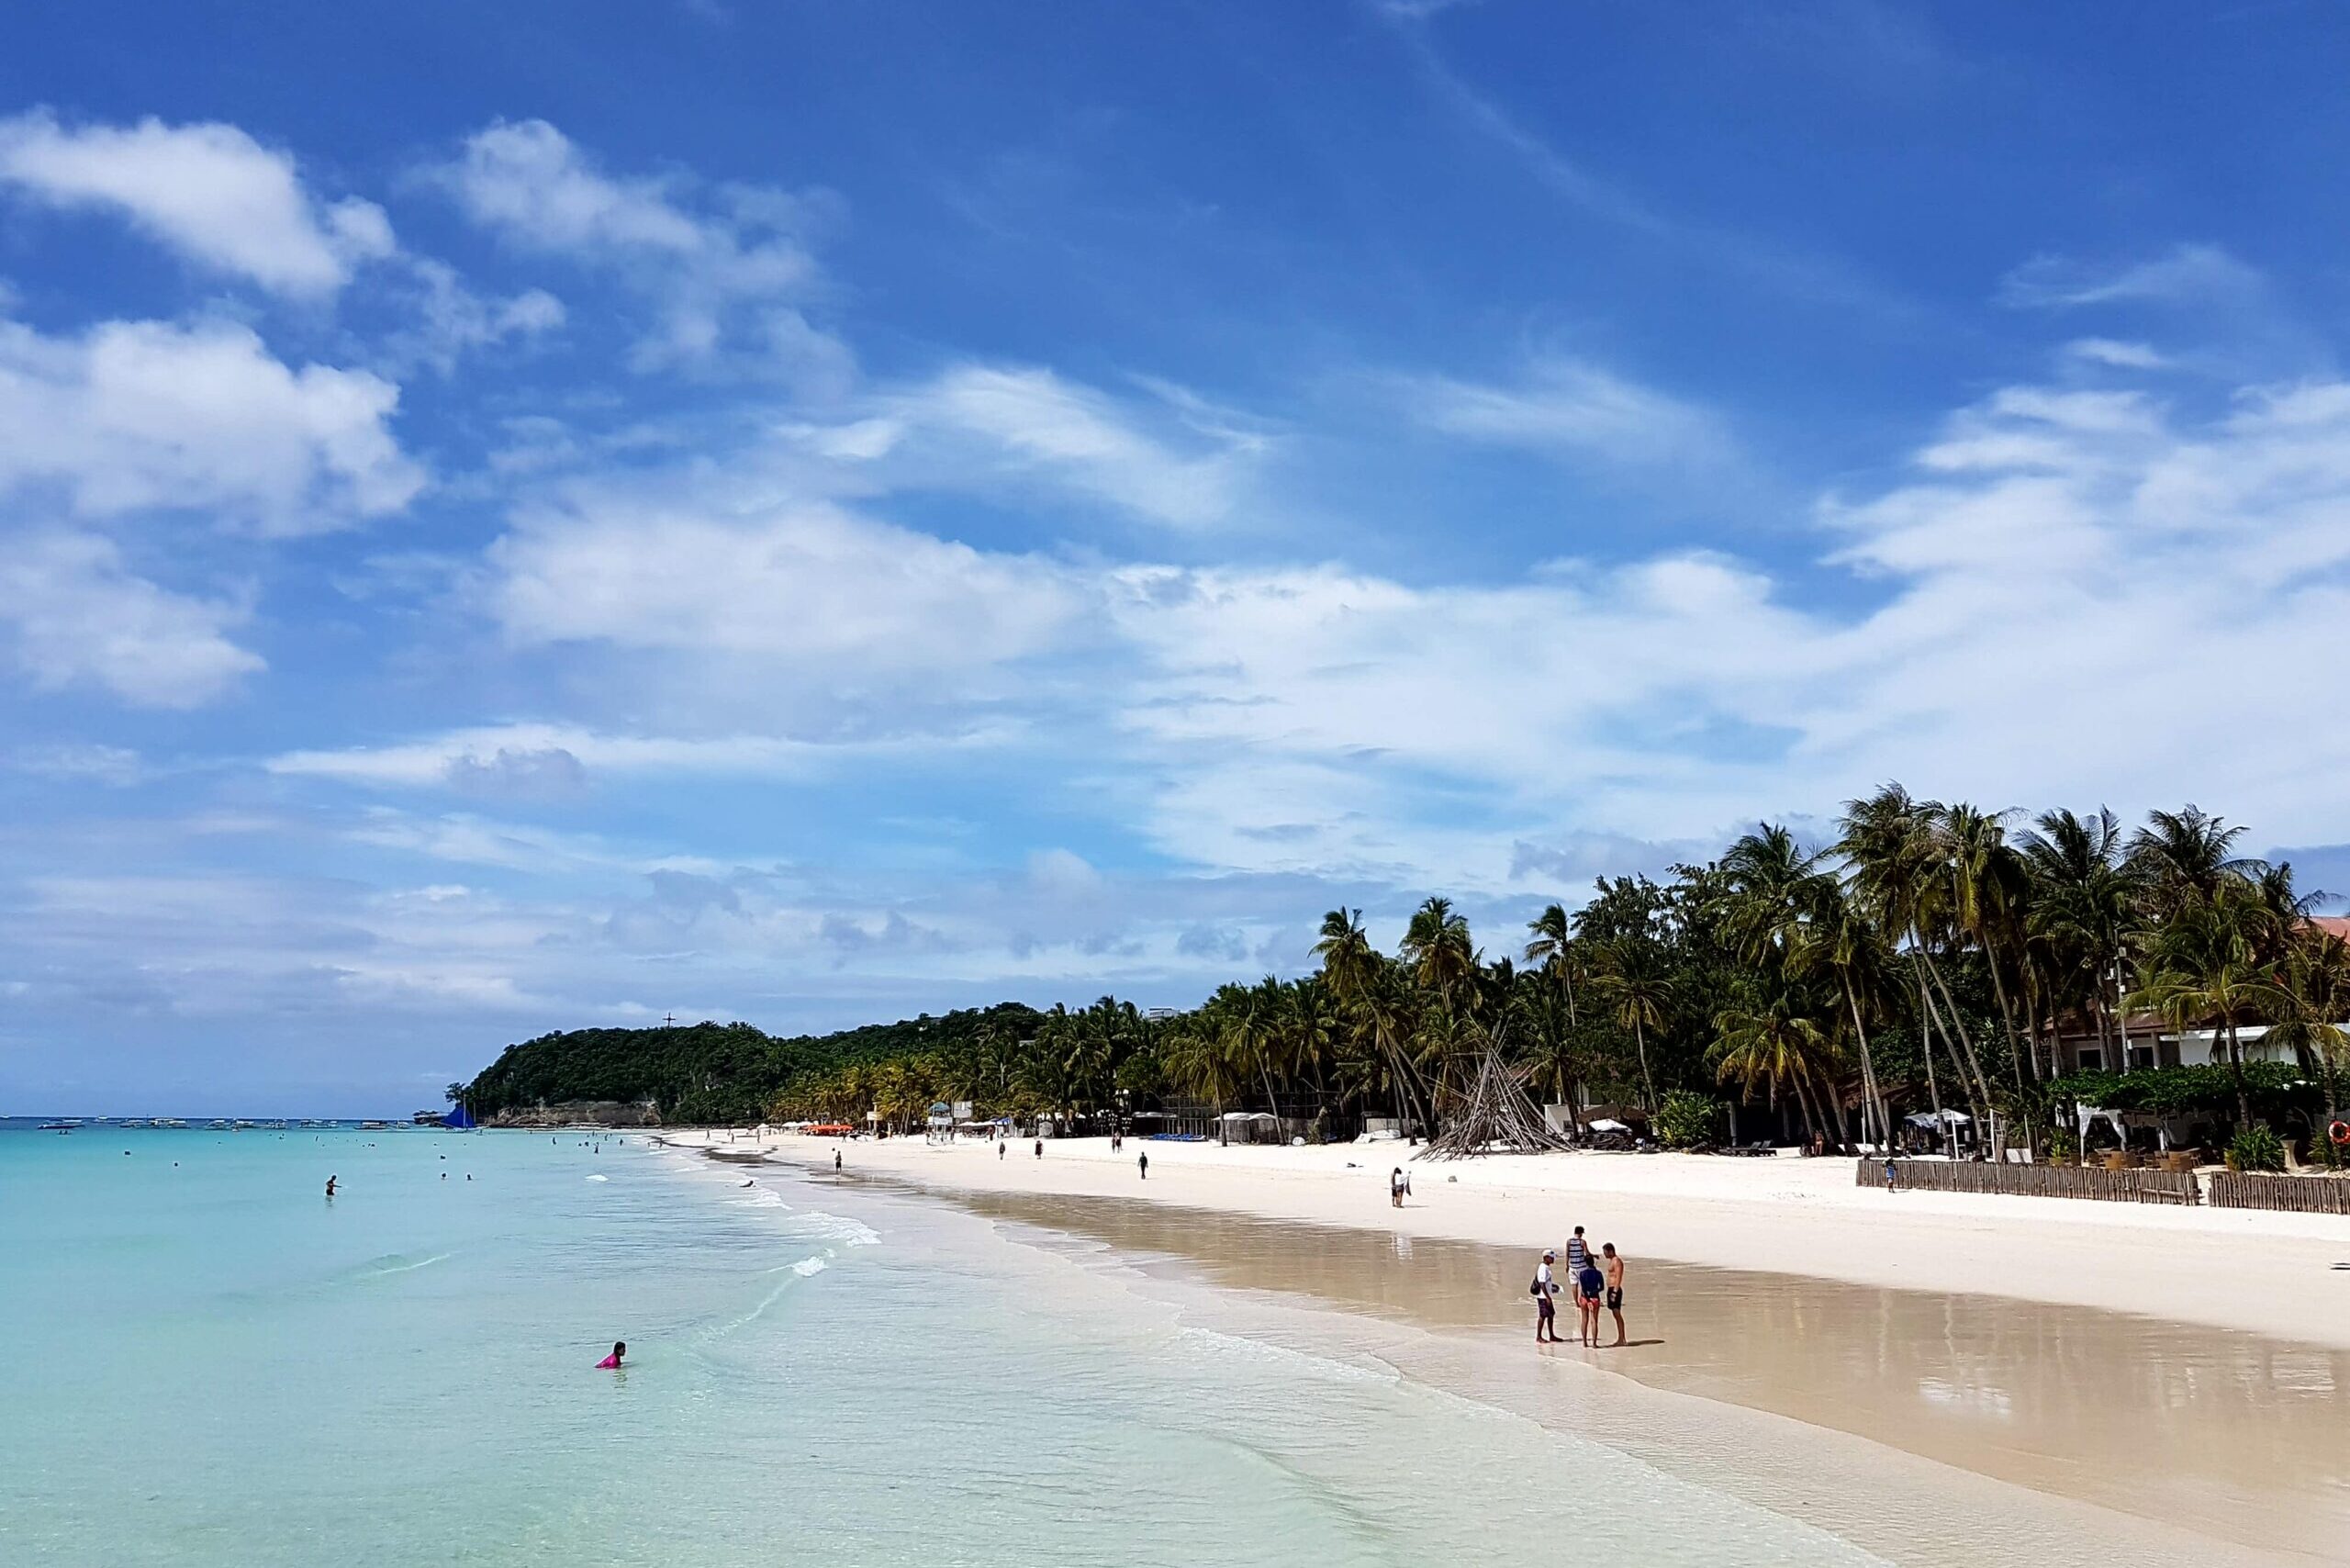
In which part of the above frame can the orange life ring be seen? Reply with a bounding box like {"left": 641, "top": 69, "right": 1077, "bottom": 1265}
{"left": 2330, "top": 1120, "right": 2350, "bottom": 1148}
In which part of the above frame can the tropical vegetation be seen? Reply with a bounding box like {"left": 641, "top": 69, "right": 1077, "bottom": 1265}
{"left": 460, "top": 788, "right": 2350, "bottom": 1160}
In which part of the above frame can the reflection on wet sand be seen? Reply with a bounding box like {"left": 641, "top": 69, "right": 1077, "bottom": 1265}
{"left": 954, "top": 1190, "right": 2349, "bottom": 1562}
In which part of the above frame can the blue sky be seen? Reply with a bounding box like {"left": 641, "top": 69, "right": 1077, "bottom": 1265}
{"left": 6, "top": 1, "right": 2350, "bottom": 1114}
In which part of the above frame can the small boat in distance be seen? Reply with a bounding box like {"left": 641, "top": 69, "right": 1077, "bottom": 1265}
{"left": 39, "top": 1121, "right": 75, "bottom": 1132}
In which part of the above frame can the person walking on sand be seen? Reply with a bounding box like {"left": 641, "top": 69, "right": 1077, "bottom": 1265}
{"left": 1602, "top": 1243, "right": 1628, "bottom": 1347}
{"left": 1390, "top": 1167, "right": 1405, "bottom": 1208}
{"left": 834, "top": 1148, "right": 842, "bottom": 1173}
{"left": 998, "top": 1141, "right": 1005, "bottom": 1161}
{"left": 1034, "top": 1137, "right": 1043, "bottom": 1159}
{"left": 1138, "top": 1150, "right": 1148, "bottom": 1181}
{"left": 1884, "top": 1155, "right": 1898, "bottom": 1193}
{"left": 1532, "top": 1249, "right": 1562, "bottom": 1343}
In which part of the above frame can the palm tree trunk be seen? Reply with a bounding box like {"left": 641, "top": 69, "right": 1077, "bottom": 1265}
{"left": 1632, "top": 1016, "right": 1657, "bottom": 1113}
{"left": 1843, "top": 979, "right": 1887, "bottom": 1148}
{"left": 1984, "top": 946, "right": 2026, "bottom": 1090}
{"left": 2227, "top": 1019, "right": 2255, "bottom": 1130}
{"left": 1922, "top": 949, "right": 1998, "bottom": 1110}
{"left": 1916, "top": 963, "right": 1957, "bottom": 1158}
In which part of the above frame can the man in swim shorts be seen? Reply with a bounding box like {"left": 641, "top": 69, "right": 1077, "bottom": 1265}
{"left": 1601, "top": 1243, "right": 1627, "bottom": 1347}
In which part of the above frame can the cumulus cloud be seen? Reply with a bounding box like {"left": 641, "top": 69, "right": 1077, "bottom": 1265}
{"left": 428, "top": 118, "right": 844, "bottom": 375}
{"left": 0, "top": 531, "right": 262, "bottom": 706}
{"left": 487, "top": 492, "right": 1080, "bottom": 673}
{"left": 0, "top": 109, "right": 391, "bottom": 296}
{"left": 0, "top": 316, "right": 424, "bottom": 533}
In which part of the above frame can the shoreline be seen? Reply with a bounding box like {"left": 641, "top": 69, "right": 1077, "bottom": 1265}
{"left": 661, "top": 1128, "right": 2350, "bottom": 1350}
{"left": 670, "top": 1138, "right": 2347, "bottom": 1566}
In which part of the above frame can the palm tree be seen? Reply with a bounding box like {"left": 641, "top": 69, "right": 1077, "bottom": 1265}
{"left": 1316, "top": 908, "right": 1433, "bottom": 1139}
{"left": 1588, "top": 938, "right": 1671, "bottom": 1111}
{"left": 1164, "top": 1019, "right": 1244, "bottom": 1145}
{"left": 1402, "top": 896, "right": 1480, "bottom": 1018}
{"left": 1840, "top": 784, "right": 1995, "bottom": 1121}
{"left": 1523, "top": 902, "right": 1581, "bottom": 1027}
{"left": 2019, "top": 807, "right": 2143, "bottom": 1077}
{"left": 1942, "top": 801, "right": 2032, "bottom": 1088}
{"left": 2269, "top": 928, "right": 2350, "bottom": 1151}
{"left": 2128, "top": 806, "right": 2263, "bottom": 919}
{"left": 2130, "top": 884, "right": 2288, "bottom": 1130}
{"left": 1714, "top": 992, "right": 1832, "bottom": 1143}
{"left": 1809, "top": 879, "right": 1897, "bottom": 1147}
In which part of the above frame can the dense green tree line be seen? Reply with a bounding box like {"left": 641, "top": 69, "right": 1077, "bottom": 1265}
{"left": 464, "top": 787, "right": 2350, "bottom": 1159}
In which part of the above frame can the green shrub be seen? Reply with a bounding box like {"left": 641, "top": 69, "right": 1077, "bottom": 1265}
{"left": 2228, "top": 1125, "right": 2286, "bottom": 1173}
{"left": 1654, "top": 1091, "right": 1725, "bottom": 1150}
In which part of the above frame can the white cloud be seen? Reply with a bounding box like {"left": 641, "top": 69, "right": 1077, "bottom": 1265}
{"left": 2, "top": 742, "right": 145, "bottom": 786}
{"left": 378, "top": 258, "right": 565, "bottom": 375}
{"left": 2063, "top": 338, "right": 2168, "bottom": 370}
{"left": 1407, "top": 358, "right": 1731, "bottom": 469}
{"left": 268, "top": 722, "right": 991, "bottom": 790}
{"left": 1999, "top": 243, "right": 2265, "bottom": 310}
{"left": 0, "top": 316, "right": 424, "bottom": 533}
{"left": 1087, "top": 364, "right": 2350, "bottom": 873}
{"left": 0, "top": 109, "right": 391, "bottom": 296}
{"left": 487, "top": 491, "right": 1079, "bottom": 672}
{"left": 871, "top": 364, "right": 1263, "bottom": 528}
{"left": 430, "top": 118, "right": 842, "bottom": 375}
{"left": 0, "top": 531, "right": 262, "bottom": 706}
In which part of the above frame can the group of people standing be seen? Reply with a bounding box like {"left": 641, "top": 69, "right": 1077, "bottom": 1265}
{"left": 1533, "top": 1226, "right": 1626, "bottom": 1348}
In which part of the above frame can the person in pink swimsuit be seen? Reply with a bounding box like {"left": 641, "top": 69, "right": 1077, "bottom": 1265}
{"left": 597, "top": 1340, "right": 625, "bottom": 1369}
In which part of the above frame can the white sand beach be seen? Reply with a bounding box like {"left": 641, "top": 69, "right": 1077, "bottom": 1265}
{"left": 666, "top": 1129, "right": 2350, "bottom": 1350}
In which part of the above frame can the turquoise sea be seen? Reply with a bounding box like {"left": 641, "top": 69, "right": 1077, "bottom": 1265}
{"left": 1, "top": 1122, "right": 1888, "bottom": 1566}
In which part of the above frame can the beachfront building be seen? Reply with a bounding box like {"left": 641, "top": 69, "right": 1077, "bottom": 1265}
{"left": 2040, "top": 1014, "right": 2331, "bottom": 1074}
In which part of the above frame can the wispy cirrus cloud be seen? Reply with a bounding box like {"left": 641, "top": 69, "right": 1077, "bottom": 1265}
{"left": 1999, "top": 243, "right": 2266, "bottom": 310}
{"left": 1404, "top": 357, "right": 1733, "bottom": 470}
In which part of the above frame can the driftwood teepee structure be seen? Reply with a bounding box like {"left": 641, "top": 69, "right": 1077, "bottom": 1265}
{"left": 1421, "top": 1029, "right": 1572, "bottom": 1159}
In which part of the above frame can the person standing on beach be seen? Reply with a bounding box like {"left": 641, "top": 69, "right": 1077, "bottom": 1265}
{"left": 1034, "top": 1137, "right": 1043, "bottom": 1159}
{"left": 998, "top": 1141, "right": 1005, "bottom": 1160}
{"left": 1576, "top": 1256, "right": 1606, "bottom": 1346}
{"left": 1390, "top": 1167, "right": 1405, "bottom": 1207}
{"left": 1533, "top": 1249, "right": 1561, "bottom": 1343}
{"left": 1138, "top": 1150, "right": 1148, "bottom": 1181}
{"left": 834, "top": 1148, "right": 842, "bottom": 1172}
{"left": 1601, "top": 1244, "right": 1627, "bottom": 1347}
{"left": 1884, "top": 1156, "right": 1898, "bottom": 1193}
{"left": 1562, "top": 1225, "right": 1591, "bottom": 1283}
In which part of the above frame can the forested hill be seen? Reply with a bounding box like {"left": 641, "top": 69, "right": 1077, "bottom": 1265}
{"left": 460, "top": 1002, "right": 1043, "bottom": 1125}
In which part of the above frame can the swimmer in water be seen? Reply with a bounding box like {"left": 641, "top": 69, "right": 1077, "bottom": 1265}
{"left": 325, "top": 1175, "right": 337, "bottom": 1198}
{"left": 597, "top": 1340, "right": 625, "bottom": 1370}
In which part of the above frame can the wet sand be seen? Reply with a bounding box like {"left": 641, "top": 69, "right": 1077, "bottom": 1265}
{"left": 931, "top": 1188, "right": 2348, "bottom": 1563}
